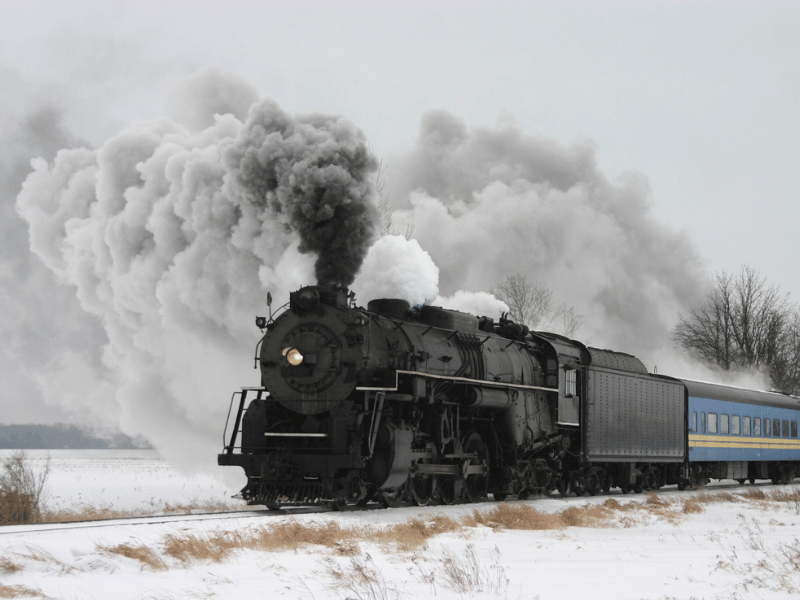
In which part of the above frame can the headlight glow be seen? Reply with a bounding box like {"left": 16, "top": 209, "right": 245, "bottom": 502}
{"left": 283, "top": 347, "right": 304, "bottom": 366}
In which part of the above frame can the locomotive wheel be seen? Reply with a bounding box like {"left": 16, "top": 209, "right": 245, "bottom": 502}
{"left": 584, "top": 469, "right": 601, "bottom": 496}
{"left": 439, "top": 477, "right": 457, "bottom": 505}
{"left": 557, "top": 471, "right": 572, "bottom": 498}
{"left": 329, "top": 497, "right": 348, "bottom": 511}
{"left": 462, "top": 432, "right": 489, "bottom": 503}
{"left": 411, "top": 473, "right": 437, "bottom": 506}
{"left": 601, "top": 471, "right": 612, "bottom": 493}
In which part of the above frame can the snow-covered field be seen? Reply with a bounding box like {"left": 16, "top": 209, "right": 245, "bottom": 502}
{"left": 2, "top": 451, "right": 800, "bottom": 600}
{"left": 0, "top": 450, "right": 245, "bottom": 515}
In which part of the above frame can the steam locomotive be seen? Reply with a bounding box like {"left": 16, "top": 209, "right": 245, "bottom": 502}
{"left": 218, "top": 285, "right": 800, "bottom": 508}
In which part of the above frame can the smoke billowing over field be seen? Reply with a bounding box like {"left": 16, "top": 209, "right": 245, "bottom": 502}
{"left": 6, "top": 69, "right": 709, "bottom": 463}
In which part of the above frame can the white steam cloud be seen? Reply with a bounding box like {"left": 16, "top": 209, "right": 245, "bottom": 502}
{"left": 385, "top": 110, "right": 707, "bottom": 357}
{"left": 12, "top": 70, "right": 713, "bottom": 467}
{"left": 15, "top": 69, "right": 380, "bottom": 463}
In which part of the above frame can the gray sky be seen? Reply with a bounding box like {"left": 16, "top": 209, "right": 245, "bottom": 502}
{"left": 2, "top": 1, "right": 799, "bottom": 427}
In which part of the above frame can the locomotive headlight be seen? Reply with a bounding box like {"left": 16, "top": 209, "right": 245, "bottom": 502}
{"left": 283, "top": 347, "right": 304, "bottom": 366}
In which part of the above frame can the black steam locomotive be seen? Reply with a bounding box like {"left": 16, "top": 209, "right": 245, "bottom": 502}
{"left": 218, "top": 285, "right": 800, "bottom": 508}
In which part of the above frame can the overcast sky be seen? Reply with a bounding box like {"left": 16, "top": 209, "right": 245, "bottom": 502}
{"left": 2, "top": 1, "right": 799, "bottom": 428}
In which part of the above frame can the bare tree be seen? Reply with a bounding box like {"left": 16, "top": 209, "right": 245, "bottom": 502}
{"left": 491, "top": 273, "right": 583, "bottom": 337}
{"left": 673, "top": 266, "right": 800, "bottom": 394}
{"left": 550, "top": 301, "right": 584, "bottom": 338}
{"left": 374, "top": 159, "right": 413, "bottom": 240}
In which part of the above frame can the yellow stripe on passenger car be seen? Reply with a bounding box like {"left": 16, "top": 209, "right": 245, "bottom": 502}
{"left": 688, "top": 433, "right": 800, "bottom": 449}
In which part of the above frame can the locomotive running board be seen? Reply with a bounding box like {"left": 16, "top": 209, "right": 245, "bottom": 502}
{"left": 357, "top": 369, "right": 558, "bottom": 394}
{"left": 263, "top": 433, "right": 328, "bottom": 437}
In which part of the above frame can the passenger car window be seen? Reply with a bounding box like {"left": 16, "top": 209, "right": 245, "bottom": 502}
{"left": 792, "top": 421, "right": 798, "bottom": 438}
{"left": 720, "top": 414, "right": 729, "bottom": 434}
{"left": 779, "top": 420, "right": 786, "bottom": 437}
{"left": 702, "top": 412, "right": 706, "bottom": 433}
{"left": 764, "top": 419, "right": 771, "bottom": 437}
{"left": 708, "top": 413, "right": 718, "bottom": 434}
{"left": 754, "top": 417, "right": 761, "bottom": 436}
{"left": 732, "top": 415, "right": 740, "bottom": 435}
{"left": 743, "top": 416, "right": 751, "bottom": 436}
{"left": 692, "top": 411, "right": 697, "bottom": 432}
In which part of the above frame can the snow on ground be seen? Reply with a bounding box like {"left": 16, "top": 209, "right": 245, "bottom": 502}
{"left": 2, "top": 451, "right": 800, "bottom": 599}
{"left": 0, "top": 450, "right": 244, "bottom": 514}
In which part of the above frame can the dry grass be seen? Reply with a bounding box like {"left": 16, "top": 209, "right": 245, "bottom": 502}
{"left": 423, "top": 544, "right": 509, "bottom": 595}
{"left": 471, "top": 502, "right": 564, "bottom": 530}
{"left": 322, "top": 553, "right": 403, "bottom": 600}
{"left": 682, "top": 498, "right": 704, "bottom": 514}
{"left": 0, "top": 557, "right": 21, "bottom": 575}
{"left": 41, "top": 500, "right": 243, "bottom": 524}
{"left": 44, "top": 504, "right": 133, "bottom": 523}
{"left": 16, "top": 548, "right": 78, "bottom": 574}
{"left": 378, "top": 515, "right": 462, "bottom": 551}
{"left": 0, "top": 452, "right": 49, "bottom": 526}
{"left": 740, "top": 487, "right": 767, "bottom": 501}
{"left": 163, "top": 531, "right": 242, "bottom": 564}
{"left": 766, "top": 488, "right": 800, "bottom": 503}
{"left": 695, "top": 491, "right": 739, "bottom": 504}
{"left": 99, "top": 542, "right": 167, "bottom": 571}
{"left": 0, "top": 584, "right": 47, "bottom": 599}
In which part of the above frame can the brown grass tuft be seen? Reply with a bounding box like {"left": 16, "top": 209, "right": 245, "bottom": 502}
{"left": 472, "top": 502, "right": 564, "bottom": 531}
{"left": 560, "top": 504, "right": 615, "bottom": 528}
{"left": 99, "top": 542, "right": 167, "bottom": 571}
{"left": 163, "top": 530, "right": 243, "bottom": 564}
{"left": 768, "top": 489, "right": 800, "bottom": 503}
{"left": 0, "top": 557, "right": 21, "bottom": 575}
{"left": 739, "top": 487, "right": 767, "bottom": 501}
{"left": 693, "top": 491, "right": 738, "bottom": 504}
{"left": 250, "top": 520, "right": 361, "bottom": 552}
{"left": 44, "top": 505, "right": 131, "bottom": 523}
{"left": 682, "top": 498, "right": 704, "bottom": 514}
{"left": 645, "top": 491, "right": 669, "bottom": 507}
{"left": 0, "top": 583, "right": 47, "bottom": 599}
{"left": 380, "top": 515, "right": 462, "bottom": 551}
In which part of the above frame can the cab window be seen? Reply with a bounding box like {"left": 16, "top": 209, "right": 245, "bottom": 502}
{"left": 565, "top": 369, "right": 577, "bottom": 396}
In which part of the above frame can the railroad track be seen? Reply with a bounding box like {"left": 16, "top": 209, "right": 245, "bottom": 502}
{"left": 1, "top": 479, "right": 793, "bottom": 536}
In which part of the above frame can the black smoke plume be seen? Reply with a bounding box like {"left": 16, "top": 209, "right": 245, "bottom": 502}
{"left": 226, "top": 102, "right": 380, "bottom": 287}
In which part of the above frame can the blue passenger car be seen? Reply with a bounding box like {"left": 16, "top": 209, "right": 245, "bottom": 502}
{"left": 682, "top": 379, "right": 800, "bottom": 482}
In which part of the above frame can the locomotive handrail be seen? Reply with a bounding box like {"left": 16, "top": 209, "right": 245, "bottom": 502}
{"left": 222, "top": 387, "right": 267, "bottom": 454}
{"left": 222, "top": 390, "right": 242, "bottom": 453}
{"left": 367, "top": 391, "right": 385, "bottom": 457}
{"left": 356, "top": 370, "right": 559, "bottom": 394}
